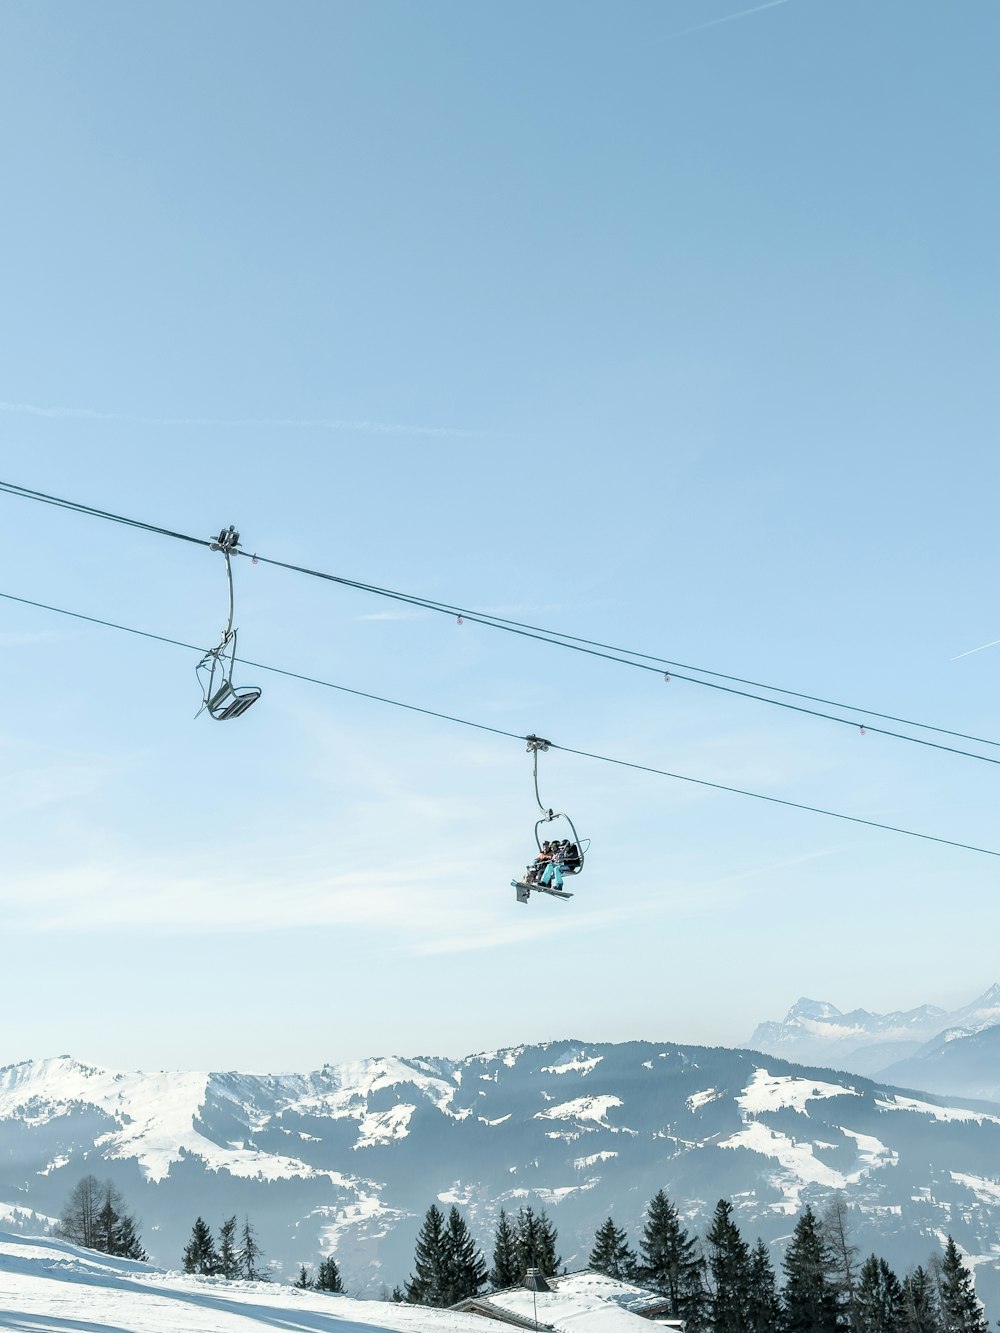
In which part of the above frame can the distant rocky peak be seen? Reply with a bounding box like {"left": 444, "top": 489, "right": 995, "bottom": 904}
{"left": 786, "top": 998, "right": 844, "bottom": 1022}
{"left": 750, "top": 985, "right": 1000, "bottom": 1076}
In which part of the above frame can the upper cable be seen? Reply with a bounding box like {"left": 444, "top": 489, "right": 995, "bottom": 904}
{"left": 1, "top": 476, "right": 998, "bottom": 766}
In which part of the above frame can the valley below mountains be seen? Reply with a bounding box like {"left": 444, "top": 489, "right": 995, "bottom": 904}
{"left": 5, "top": 1036, "right": 1000, "bottom": 1317}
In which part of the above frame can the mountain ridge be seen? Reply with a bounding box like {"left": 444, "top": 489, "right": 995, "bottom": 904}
{"left": 4, "top": 1037, "right": 1000, "bottom": 1318}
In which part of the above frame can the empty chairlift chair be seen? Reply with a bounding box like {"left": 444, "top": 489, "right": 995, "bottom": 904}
{"left": 195, "top": 525, "right": 262, "bottom": 721}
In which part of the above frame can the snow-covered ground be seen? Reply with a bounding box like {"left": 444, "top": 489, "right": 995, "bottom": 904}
{"left": 0, "top": 1230, "right": 492, "bottom": 1333}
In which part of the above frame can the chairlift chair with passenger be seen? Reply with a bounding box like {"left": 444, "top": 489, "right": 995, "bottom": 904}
{"left": 511, "top": 735, "right": 589, "bottom": 904}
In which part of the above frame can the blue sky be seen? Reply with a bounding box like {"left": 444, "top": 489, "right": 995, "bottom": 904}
{"left": 2, "top": 0, "right": 999, "bottom": 1071}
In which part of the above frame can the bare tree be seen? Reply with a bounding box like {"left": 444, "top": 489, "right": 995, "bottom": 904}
{"left": 56, "top": 1175, "right": 104, "bottom": 1250}
{"left": 820, "top": 1192, "right": 860, "bottom": 1326}
{"left": 239, "top": 1215, "right": 266, "bottom": 1281}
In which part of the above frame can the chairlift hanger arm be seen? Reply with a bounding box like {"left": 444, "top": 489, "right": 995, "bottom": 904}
{"left": 525, "top": 734, "right": 556, "bottom": 818}
{"left": 210, "top": 526, "right": 241, "bottom": 641}
{"left": 524, "top": 733, "right": 586, "bottom": 869}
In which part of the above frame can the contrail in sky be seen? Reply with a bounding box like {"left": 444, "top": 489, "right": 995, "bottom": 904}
{"left": 951, "top": 638, "right": 1000, "bottom": 661}
{"left": 662, "top": 0, "right": 791, "bottom": 40}
{"left": 0, "top": 399, "right": 479, "bottom": 438}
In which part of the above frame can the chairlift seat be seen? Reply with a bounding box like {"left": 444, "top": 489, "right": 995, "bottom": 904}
{"left": 207, "top": 682, "right": 261, "bottom": 720}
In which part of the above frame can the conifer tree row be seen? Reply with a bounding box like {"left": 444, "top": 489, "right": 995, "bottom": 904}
{"left": 179, "top": 1213, "right": 267, "bottom": 1280}
{"left": 287, "top": 1255, "right": 343, "bottom": 1293}
{"left": 572, "top": 1192, "right": 987, "bottom": 1333}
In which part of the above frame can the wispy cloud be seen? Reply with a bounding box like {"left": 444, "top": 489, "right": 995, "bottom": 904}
{"left": 1, "top": 856, "right": 479, "bottom": 933}
{"left": 0, "top": 760, "right": 115, "bottom": 814}
{"left": 0, "top": 399, "right": 481, "bottom": 439}
{"left": 0, "top": 630, "right": 59, "bottom": 647}
{"left": 951, "top": 637, "right": 1000, "bottom": 661}
{"left": 411, "top": 899, "right": 651, "bottom": 956}
{"left": 357, "top": 610, "right": 426, "bottom": 622}
{"left": 660, "top": 0, "right": 791, "bottom": 41}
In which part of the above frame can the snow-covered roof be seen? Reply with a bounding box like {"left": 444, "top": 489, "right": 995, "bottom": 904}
{"left": 455, "top": 1270, "right": 675, "bottom": 1333}
{"left": 534, "top": 1272, "right": 673, "bottom": 1316}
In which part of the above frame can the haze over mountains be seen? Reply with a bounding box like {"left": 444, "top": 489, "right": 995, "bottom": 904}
{"left": 748, "top": 984, "right": 1000, "bottom": 1096}
{"left": 5, "top": 1023, "right": 1000, "bottom": 1318}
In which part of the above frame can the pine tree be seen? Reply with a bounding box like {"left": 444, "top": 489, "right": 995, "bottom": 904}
{"left": 746, "top": 1239, "right": 780, "bottom": 1333}
{"left": 855, "top": 1255, "right": 903, "bottom": 1333}
{"left": 638, "top": 1189, "right": 706, "bottom": 1326}
{"left": 442, "top": 1204, "right": 488, "bottom": 1304}
{"left": 316, "top": 1256, "right": 345, "bottom": 1293}
{"left": 95, "top": 1189, "right": 121, "bottom": 1257}
{"left": 115, "top": 1210, "right": 147, "bottom": 1263}
{"left": 513, "top": 1206, "right": 560, "bottom": 1279}
{"left": 238, "top": 1215, "right": 265, "bottom": 1281}
{"left": 491, "top": 1208, "right": 520, "bottom": 1289}
{"left": 217, "top": 1216, "right": 240, "bottom": 1279}
{"left": 56, "top": 1176, "right": 106, "bottom": 1251}
{"left": 901, "top": 1266, "right": 941, "bottom": 1333}
{"left": 683, "top": 1258, "right": 709, "bottom": 1333}
{"left": 589, "top": 1217, "right": 637, "bottom": 1281}
{"left": 294, "top": 1265, "right": 313, "bottom": 1289}
{"left": 101, "top": 1184, "right": 144, "bottom": 1260}
{"left": 936, "top": 1238, "right": 987, "bottom": 1333}
{"left": 182, "top": 1217, "right": 219, "bottom": 1275}
{"left": 406, "top": 1204, "right": 451, "bottom": 1306}
{"left": 540, "top": 1210, "right": 561, "bottom": 1277}
{"left": 782, "top": 1205, "right": 841, "bottom": 1333}
{"left": 706, "top": 1200, "right": 751, "bottom": 1333}
{"left": 391, "top": 1284, "right": 405, "bottom": 1302}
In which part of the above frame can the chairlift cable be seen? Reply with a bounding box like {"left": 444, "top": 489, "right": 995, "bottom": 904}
{"left": 1, "top": 477, "right": 998, "bottom": 760}
{"left": 1, "top": 587, "right": 998, "bottom": 862}
{"left": 0, "top": 479, "right": 212, "bottom": 549}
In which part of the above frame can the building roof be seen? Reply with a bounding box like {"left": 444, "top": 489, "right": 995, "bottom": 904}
{"left": 454, "top": 1270, "right": 679, "bottom": 1333}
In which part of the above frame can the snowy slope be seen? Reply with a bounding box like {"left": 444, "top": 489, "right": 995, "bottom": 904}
{"left": 0, "top": 1229, "right": 494, "bottom": 1333}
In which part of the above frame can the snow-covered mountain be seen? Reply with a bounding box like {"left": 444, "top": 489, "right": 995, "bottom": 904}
{"left": 4, "top": 1042, "right": 1000, "bottom": 1317}
{"left": 748, "top": 984, "right": 1000, "bottom": 1075}
{"left": 879, "top": 1024, "right": 1000, "bottom": 1104}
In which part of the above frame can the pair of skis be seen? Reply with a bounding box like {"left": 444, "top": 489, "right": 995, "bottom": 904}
{"left": 512, "top": 879, "right": 574, "bottom": 904}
